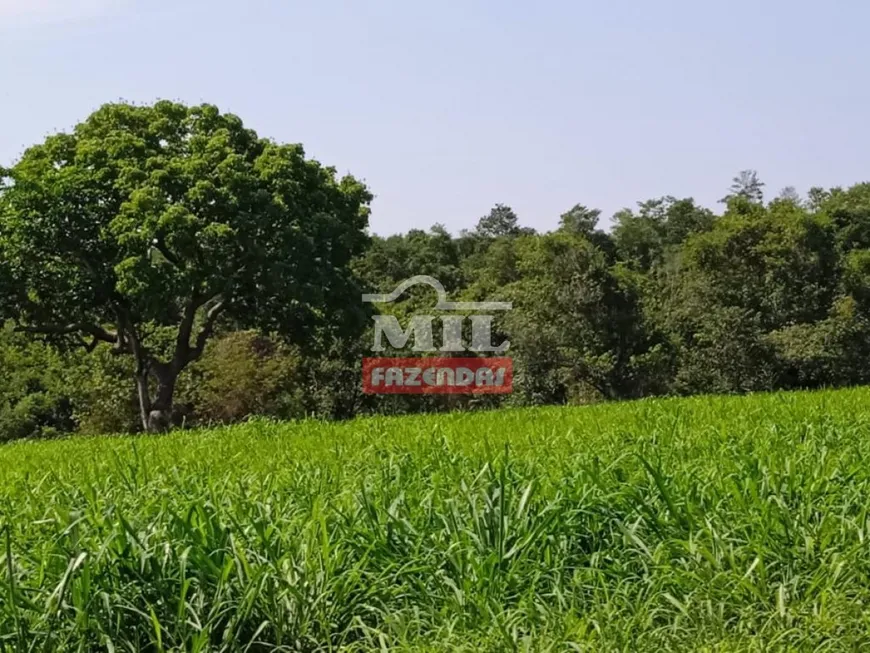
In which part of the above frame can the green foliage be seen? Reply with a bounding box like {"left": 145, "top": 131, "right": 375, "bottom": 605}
{"left": 7, "top": 149, "right": 870, "bottom": 440}
{"left": 613, "top": 197, "right": 714, "bottom": 270}
{"left": 62, "top": 343, "right": 140, "bottom": 435}
{"left": 720, "top": 169, "right": 765, "bottom": 204}
{"left": 180, "top": 331, "right": 304, "bottom": 425}
{"left": 818, "top": 182, "right": 870, "bottom": 252}
{"left": 354, "top": 224, "right": 464, "bottom": 293}
{"left": 473, "top": 203, "right": 529, "bottom": 238}
{"left": 0, "top": 101, "right": 370, "bottom": 338}
{"left": 3, "top": 388, "right": 870, "bottom": 649}
{"left": 767, "top": 297, "right": 870, "bottom": 388}
{"left": 557, "top": 203, "right": 599, "bottom": 236}
{"left": 843, "top": 248, "right": 870, "bottom": 311}
{"left": 503, "top": 233, "right": 652, "bottom": 402}
{"left": 673, "top": 307, "right": 777, "bottom": 394}
{"left": 0, "top": 323, "right": 73, "bottom": 441}
{"left": 0, "top": 100, "right": 371, "bottom": 431}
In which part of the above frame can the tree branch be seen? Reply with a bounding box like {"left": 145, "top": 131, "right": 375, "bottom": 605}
{"left": 153, "top": 237, "right": 184, "bottom": 269}
{"left": 175, "top": 293, "right": 204, "bottom": 361}
{"left": 116, "top": 307, "right": 150, "bottom": 368}
{"left": 189, "top": 298, "right": 227, "bottom": 362}
{"left": 16, "top": 322, "right": 118, "bottom": 345}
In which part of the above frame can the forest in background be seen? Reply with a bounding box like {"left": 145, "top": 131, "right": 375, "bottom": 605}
{"left": 5, "top": 166, "right": 870, "bottom": 441}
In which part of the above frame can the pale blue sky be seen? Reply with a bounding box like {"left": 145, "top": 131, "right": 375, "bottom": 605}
{"left": 2, "top": 0, "right": 868, "bottom": 234}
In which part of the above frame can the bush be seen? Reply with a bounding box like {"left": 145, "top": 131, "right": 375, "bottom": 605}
{"left": 0, "top": 323, "right": 74, "bottom": 441}
{"left": 180, "top": 331, "right": 305, "bottom": 425}
{"left": 767, "top": 297, "right": 870, "bottom": 389}
{"left": 63, "top": 345, "right": 140, "bottom": 435}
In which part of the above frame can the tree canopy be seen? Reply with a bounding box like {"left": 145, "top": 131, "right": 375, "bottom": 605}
{"left": 0, "top": 101, "right": 371, "bottom": 431}
{"left": 4, "top": 108, "right": 870, "bottom": 442}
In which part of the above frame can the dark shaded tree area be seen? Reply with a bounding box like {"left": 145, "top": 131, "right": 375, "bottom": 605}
{"left": 1, "top": 108, "right": 868, "bottom": 442}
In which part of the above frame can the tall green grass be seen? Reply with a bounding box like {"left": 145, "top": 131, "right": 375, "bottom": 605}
{"left": 2, "top": 388, "right": 870, "bottom": 650}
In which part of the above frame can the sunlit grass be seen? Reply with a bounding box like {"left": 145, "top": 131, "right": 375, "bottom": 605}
{"left": 2, "top": 388, "right": 870, "bottom": 650}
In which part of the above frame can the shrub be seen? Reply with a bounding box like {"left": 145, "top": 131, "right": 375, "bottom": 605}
{"left": 180, "top": 331, "right": 304, "bottom": 425}
{"left": 0, "top": 323, "right": 74, "bottom": 440}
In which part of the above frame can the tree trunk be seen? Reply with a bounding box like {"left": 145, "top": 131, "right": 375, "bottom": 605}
{"left": 147, "top": 372, "right": 177, "bottom": 433}
{"left": 135, "top": 371, "right": 151, "bottom": 432}
{"left": 127, "top": 295, "right": 226, "bottom": 433}
{"left": 134, "top": 362, "right": 179, "bottom": 433}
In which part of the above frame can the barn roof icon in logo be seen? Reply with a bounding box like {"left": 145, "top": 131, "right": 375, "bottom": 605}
{"left": 362, "top": 275, "right": 511, "bottom": 312}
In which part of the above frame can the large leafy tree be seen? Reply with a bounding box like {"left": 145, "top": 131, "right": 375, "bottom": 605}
{"left": 355, "top": 224, "right": 464, "bottom": 293}
{"left": 680, "top": 199, "right": 837, "bottom": 329}
{"left": 653, "top": 197, "right": 839, "bottom": 394}
{"left": 0, "top": 101, "right": 371, "bottom": 431}
{"left": 612, "top": 196, "right": 714, "bottom": 271}
{"left": 557, "top": 204, "right": 600, "bottom": 236}
{"left": 502, "top": 233, "right": 654, "bottom": 403}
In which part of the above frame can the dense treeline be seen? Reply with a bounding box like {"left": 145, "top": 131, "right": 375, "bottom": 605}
{"left": 1, "top": 103, "right": 869, "bottom": 439}
{"left": 357, "top": 177, "right": 870, "bottom": 405}
{"left": 4, "top": 167, "right": 870, "bottom": 440}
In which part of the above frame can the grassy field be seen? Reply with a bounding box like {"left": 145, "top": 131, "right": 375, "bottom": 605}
{"left": 2, "top": 388, "right": 870, "bottom": 651}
